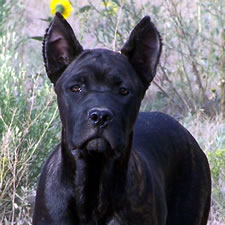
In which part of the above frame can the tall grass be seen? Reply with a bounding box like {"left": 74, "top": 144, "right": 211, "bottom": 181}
{"left": 77, "top": 0, "right": 224, "bottom": 117}
{"left": 77, "top": 0, "right": 225, "bottom": 224}
{"left": 182, "top": 114, "right": 225, "bottom": 224}
{"left": 0, "top": 31, "right": 60, "bottom": 225}
{"left": 0, "top": 0, "right": 224, "bottom": 224}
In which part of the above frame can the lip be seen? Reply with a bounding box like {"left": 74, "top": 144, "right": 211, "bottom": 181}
{"left": 85, "top": 137, "right": 109, "bottom": 152}
{"left": 71, "top": 136, "right": 114, "bottom": 158}
{"left": 74, "top": 137, "right": 108, "bottom": 149}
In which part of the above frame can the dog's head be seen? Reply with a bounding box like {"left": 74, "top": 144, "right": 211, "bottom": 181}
{"left": 43, "top": 13, "right": 162, "bottom": 159}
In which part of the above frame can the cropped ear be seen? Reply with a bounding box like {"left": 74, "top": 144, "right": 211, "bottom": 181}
{"left": 43, "top": 12, "right": 83, "bottom": 84}
{"left": 121, "top": 16, "right": 162, "bottom": 87}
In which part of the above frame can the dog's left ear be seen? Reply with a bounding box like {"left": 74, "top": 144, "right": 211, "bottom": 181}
{"left": 43, "top": 12, "right": 83, "bottom": 84}
{"left": 121, "top": 16, "right": 162, "bottom": 87}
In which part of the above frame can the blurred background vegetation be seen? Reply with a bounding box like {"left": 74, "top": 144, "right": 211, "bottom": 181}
{"left": 0, "top": 0, "right": 224, "bottom": 224}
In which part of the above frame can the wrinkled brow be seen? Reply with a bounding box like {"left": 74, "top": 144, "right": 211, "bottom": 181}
{"left": 106, "top": 74, "right": 123, "bottom": 85}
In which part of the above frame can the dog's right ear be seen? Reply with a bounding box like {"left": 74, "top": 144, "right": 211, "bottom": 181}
{"left": 43, "top": 12, "right": 83, "bottom": 84}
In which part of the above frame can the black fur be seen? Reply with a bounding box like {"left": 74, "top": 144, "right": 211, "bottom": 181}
{"left": 33, "top": 13, "right": 211, "bottom": 225}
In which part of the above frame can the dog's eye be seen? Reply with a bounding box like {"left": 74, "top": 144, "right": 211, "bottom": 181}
{"left": 71, "top": 85, "right": 81, "bottom": 93}
{"left": 119, "top": 87, "right": 129, "bottom": 95}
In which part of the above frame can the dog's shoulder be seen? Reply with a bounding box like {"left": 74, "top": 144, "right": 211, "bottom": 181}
{"left": 133, "top": 111, "right": 203, "bottom": 159}
{"left": 39, "top": 144, "right": 62, "bottom": 180}
{"left": 134, "top": 111, "right": 189, "bottom": 140}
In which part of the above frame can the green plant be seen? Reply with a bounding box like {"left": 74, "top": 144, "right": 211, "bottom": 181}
{"left": 0, "top": 0, "right": 20, "bottom": 37}
{"left": 0, "top": 0, "right": 224, "bottom": 223}
{"left": 76, "top": 0, "right": 150, "bottom": 50}
{"left": 76, "top": 0, "right": 224, "bottom": 118}
{"left": 208, "top": 149, "right": 225, "bottom": 224}
{"left": 0, "top": 0, "right": 10, "bottom": 36}
{"left": 0, "top": 31, "right": 60, "bottom": 223}
{"left": 178, "top": 113, "right": 225, "bottom": 224}
{"left": 208, "top": 149, "right": 225, "bottom": 181}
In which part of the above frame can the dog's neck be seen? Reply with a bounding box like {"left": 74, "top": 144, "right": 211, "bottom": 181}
{"left": 60, "top": 133, "right": 133, "bottom": 224}
{"left": 73, "top": 154, "right": 128, "bottom": 224}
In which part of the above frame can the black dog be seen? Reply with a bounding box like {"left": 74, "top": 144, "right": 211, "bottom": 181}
{"left": 33, "top": 13, "right": 211, "bottom": 225}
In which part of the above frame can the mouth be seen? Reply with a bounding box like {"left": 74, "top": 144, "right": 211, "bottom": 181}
{"left": 71, "top": 137, "right": 113, "bottom": 158}
{"left": 85, "top": 137, "right": 110, "bottom": 152}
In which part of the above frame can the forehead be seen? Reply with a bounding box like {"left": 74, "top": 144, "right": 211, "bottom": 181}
{"left": 60, "top": 49, "right": 137, "bottom": 82}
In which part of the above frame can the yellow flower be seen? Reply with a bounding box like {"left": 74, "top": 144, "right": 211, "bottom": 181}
{"left": 101, "top": 1, "right": 111, "bottom": 8}
{"left": 50, "top": 0, "right": 73, "bottom": 19}
{"left": 211, "top": 88, "right": 216, "bottom": 93}
{"left": 101, "top": 1, "right": 117, "bottom": 15}
{"left": 111, "top": 4, "right": 117, "bottom": 14}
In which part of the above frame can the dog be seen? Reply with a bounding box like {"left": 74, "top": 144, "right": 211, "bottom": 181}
{"left": 33, "top": 12, "right": 211, "bottom": 225}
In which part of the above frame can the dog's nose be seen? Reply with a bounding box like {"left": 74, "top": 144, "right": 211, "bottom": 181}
{"left": 88, "top": 108, "right": 113, "bottom": 128}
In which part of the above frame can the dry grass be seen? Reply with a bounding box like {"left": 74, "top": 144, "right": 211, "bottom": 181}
{"left": 0, "top": 0, "right": 224, "bottom": 224}
{"left": 181, "top": 114, "right": 225, "bottom": 225}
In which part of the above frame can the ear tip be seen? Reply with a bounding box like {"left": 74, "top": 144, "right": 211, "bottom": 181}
{"left": 143, "top": 15, "right": 151, "bottom": 21}
{"left": 138, "top": 16, "right": 156, "bottom": 34}
{"left": 54, "top": 12, "right": 66, "bottom": 23}
{"left": 55, "top": 12, "right": 63, "bottom": 19}
{"left": 55, "top": 12, "right": 61, "bottom": 17}
{"left": 143, "top": 15, "right": 162, "bottom": 41}
{"left": 140, "top": 16, "right": 151, "bottom": 24}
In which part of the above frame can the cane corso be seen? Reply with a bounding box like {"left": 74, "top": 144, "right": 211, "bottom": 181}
{"left": 33, "top": 12, "right": 211, "bottom": 225}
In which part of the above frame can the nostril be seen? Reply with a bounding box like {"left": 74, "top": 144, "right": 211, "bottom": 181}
{"left": 88, "top": 110, "right": 101, "bottom": 125}
{"left": 88, "top": 108, "right": 113, "bottom": 127}
{"left": 90, "top": 112, "right": 99, "bottom": 122}
{"left": 102, "top": 114, "right": 112, "bottom": 122}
